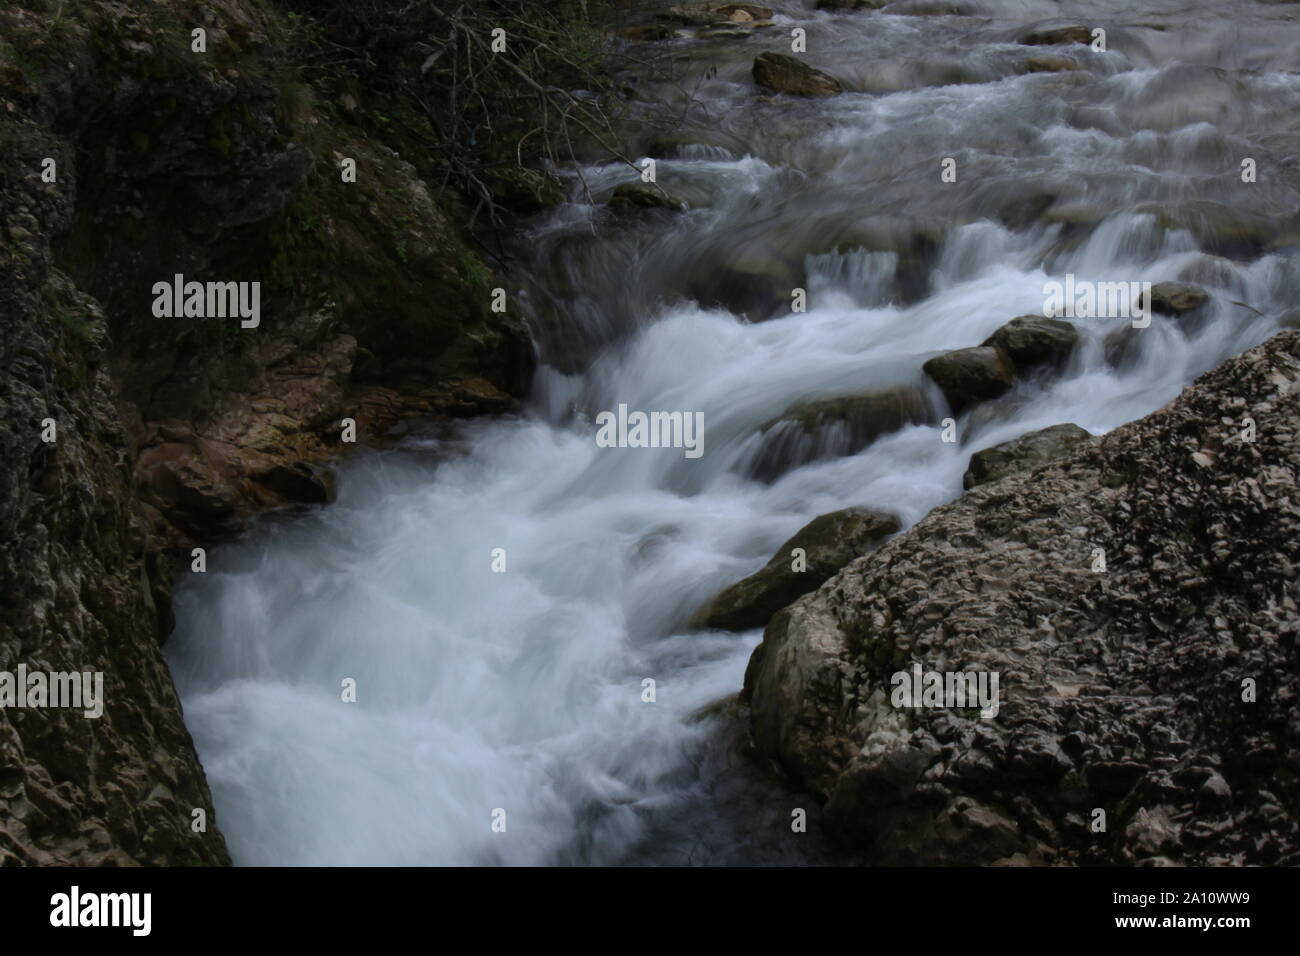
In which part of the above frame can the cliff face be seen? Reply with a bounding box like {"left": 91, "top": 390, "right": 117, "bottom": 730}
{"left": 745, "top": 330, "right": 1300, "bottom": 866}
{"left": 1, "top": 0, "right": 533, "bottom": 864}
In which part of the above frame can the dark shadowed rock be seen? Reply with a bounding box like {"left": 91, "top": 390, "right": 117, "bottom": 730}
{"left": 749, "top": 385, "right": 936, "bottom": 481}
{"left": 982, "top": 315, "right": 1079, "bottom": 372}
{"left": 962, "top": 423, "right": 1093, "bottom": 489}
{"left": 744, "top": 330, "right": 1300, "bottom": 865}
{"left": 1018, "top": 24, "right": 1094, "bottom": 46}
{"left": 253, "top": 462, "right": 336, "bottom": 504}
{"left": 608, "top": 182, "right": 687, "bottom": 211}
{"left": 922, "top": 346, "right": 1016, "bottom": 413}
{"left": 692, "top": 507, "right": 900, "bottom": 631}
{"left": 753, "top": 52, "right": 844, "bottom": 96}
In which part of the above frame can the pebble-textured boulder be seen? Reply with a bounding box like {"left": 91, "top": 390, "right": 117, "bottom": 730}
{"left": 752, "top": 52, "right": 844, "bottom": 97}
{"left": 962, "top": 423, "right": 1094, "bottom": 489}
{"left": 981, "top": 316, "right": 1079, "bottom": 372}
{"left": 922, "top": 346, "right": 1016, "bottom": 414}
{"left": 744, "top": 330, "right": 1300, "bottom": 865}
{"left": 692, "top": 507, "right": 901, "bottom": 631}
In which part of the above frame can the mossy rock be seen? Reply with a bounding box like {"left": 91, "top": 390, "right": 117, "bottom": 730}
{"left": 693, "top": 507, "right": 901, "bottom": 631}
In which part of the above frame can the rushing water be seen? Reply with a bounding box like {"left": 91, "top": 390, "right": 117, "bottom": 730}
{"left": 167, "top": 0, "right": 1300, "bottom": 865}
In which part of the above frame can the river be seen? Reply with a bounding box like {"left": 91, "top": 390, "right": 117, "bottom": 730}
{"left": 165, "top": 0, "right": 1300, "bottom": 865}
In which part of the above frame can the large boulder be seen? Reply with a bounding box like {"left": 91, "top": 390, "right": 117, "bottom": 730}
{"left": 692, "top": 507, "right": 900, "bottom": 631}
{"left": 749, "top": 385, "right": 936, "bottom": 481}
{"left": 744, "top": 330, "right": 1300, "bottom": 865}
{"left": 922, "top": 346, "right": 1016, "bottom": 414}
{"left": 752, "top": 52, "right": 844, "bottom": 96}
{"left": 962, "top": 423, "right": 1094, "bottom": 489}
{"left": 981, "top": 315, "right": 1079, "bottom": 372}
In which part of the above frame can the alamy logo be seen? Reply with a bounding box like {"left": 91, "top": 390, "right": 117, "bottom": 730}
{"left": 594, "top": 404, "right": 705, "bottom": 459}
{"left": 1043, "top": 273, "right": 1151, "bottom": 328}
{"left": 0, "top": 665, "right": 104, "bottom": 718}
{"left": 50, "top": 886, "right": 151, "bottom": 936}
{"left": 152, "top": 273, "right": 260, "bottom": 328}
{"left": 891, "top": 663, "right": 1000, "bottom": 718}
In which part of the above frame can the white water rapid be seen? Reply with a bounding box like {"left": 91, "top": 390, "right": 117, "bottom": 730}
{"left": 166, "top": 0, "right": 1300, "bottom": 865}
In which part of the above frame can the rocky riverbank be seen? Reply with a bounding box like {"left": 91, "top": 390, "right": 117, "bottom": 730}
{"left": 0, "top": 0, "right": 534, "bottom": 864}
{"left": 742, "top": 329, "right": 1300, "bottom": 865}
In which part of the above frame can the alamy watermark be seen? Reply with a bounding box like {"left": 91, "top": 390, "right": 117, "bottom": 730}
{"left": 891, "top": 663, "right": 1000, "bottom": 718}
{"left": 594, "top": 404, "right": 704, "bottom": 459}
{"left": 0, "top": 665, "right": 104, "bottom": 718}
{"left": 152, "top": 273, "right": 260, "bottom": 328}
{"left": 1043, "top": 273, "right": 1151, "bottom": 328}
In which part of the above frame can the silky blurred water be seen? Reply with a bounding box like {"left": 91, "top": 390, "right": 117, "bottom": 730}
{"left": 167, "top": 0, "right": 1300, "bottom": 865}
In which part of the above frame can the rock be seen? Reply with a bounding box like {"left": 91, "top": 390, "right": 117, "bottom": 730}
{"left": 1018, "top": 24, "right": 1095, "bottom": 46}
{"left": 922, "top": 346, "right": 1016, "bottom": 414}
{"left": 1103, "top": 324, "right": 1145, "bottom": 370}
{"left": 752, "top": 52, "right": 844, "bottom": 97}
{"left": 692, "top": 507, "right": 901, "bottom": 631}
{"left": 981, "top": 315, "right": 1080, "bottom": 372}
{"left": 687, "top": 237, "right": 801, "bottom": 322}
{"left": 658, "top": 3, "right": 721, "bottom": 26}
{"left": 744, "top": 330, "right": 1300, "bottom": 865}
{"left": 608, "top": 181, "right": 688, "bottom": 211}
{"left": 488, "top": 166, "right": 565, "bottom": 212}
{"left": 1148, "top": 281, "right": 1209, "bottom": 317}
{"left": 1023, "top": 55, "right": 1081, "bottom": 73}
{"left": 0, "top": 0, "right": 536, "bottom": 866}
{"left": 963, "top": 423, "right": 1094, "bottom": 489}
{"left": 699, "top": 28, "right": 756, "bottom": 39}
{"left": 717, "top": 3, "right": 775, "bottom": 17}
{"left": 749, "top": 385, "right": 936, "bottom": 481}
{"left": 252, "top": 462, "right": 335, "bottom": 504}
{"left": 1279, "top": 308, "right": 1300, "bottom": 329}
{"left": 1137, "top": 200, "right": 1284, "bottom": 260}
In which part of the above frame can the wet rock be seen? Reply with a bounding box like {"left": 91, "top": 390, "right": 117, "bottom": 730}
{"left": 608, "top": 181, "right": 688, "bottom": 211}
{"left": 1279, "top": 309, "right": 1300, "bottom": 329}
{"left": 962, "top": 423, "right": 1093, "bottom": 489}
{"left": 693, "top": 508, "right": 900, "bottom": 631}
{"left": 1148, "top": 281, "right": 1209, "bottom": 317}
{"left": 1137, "top": 200, "right": 1281, "bottom": 260}
{"left": 749, "top": 385, "right": 936, "bottom": 481}
{"left": 981, "top": 315, "right": 1079, "bottom": 372}
{"left": 752, "top": 52, "right": 844, "bottom": 97}
{"left": 744, "top": 330, "right": 1300, "bottom": 865}
{"left": 488, "top": 166, "right": 565, "bottom": 212}
{"left": 658, "top": 3, "right": 723, "bottom": 26}
{"left": 717, "top": 2, "right": 775, "bottom": 17}
{"left": 1023, "top": 55, "right": 1081, "bottom": 73}
{"left": 922, "top": 346, "right": 1016, "bottom": 414}
{"left": 687, "top": 238, "right": 800, "bottom": 322}
{"left": 253, "top": 462, "right": 335, "bottom": 504}
{"left": 1103, "top": 324, "right": 1146, "bottom": 370}
{"left": 1018, "top": 24, "right": 1095, "bottom": 46}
